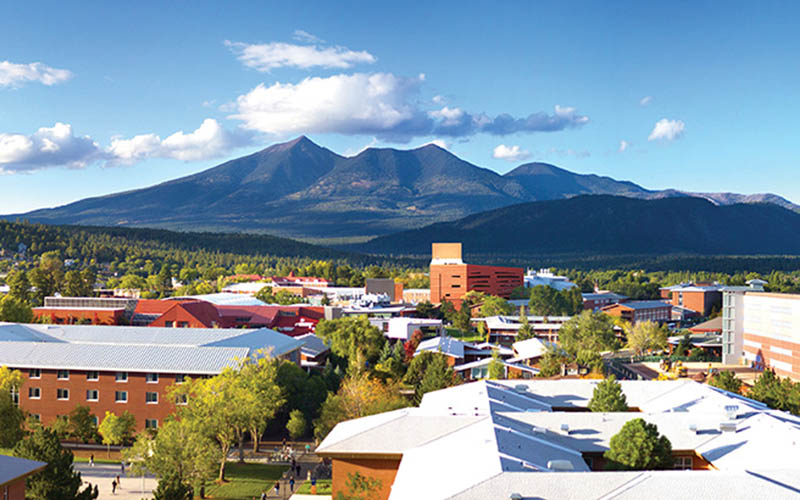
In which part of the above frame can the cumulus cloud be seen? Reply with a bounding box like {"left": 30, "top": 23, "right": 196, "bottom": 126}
{"left": 619, "top": 140, "right": 630, "bottom": 152}
{"left": 648, "top": 119, "right": 685, "bottom": 141}
{"left": 230, "top": 72, "right": 590, "bottom": 142}
{"left": 0, "top": 123, "right": 101, "bottom": 172}
{"left": 225, "top": 39, "right": 376, "bottom": 71}
{"left": 0, "top": 61, "right": 73, "bottom": 88}
{"left": 107, "top": 119, "right": 252, "bottom": 164}
{"left": 492, "top": 144, "right": 531, "bottom": 162}
{"left": 640, "top": 96, "right": 653, "bottom": 106}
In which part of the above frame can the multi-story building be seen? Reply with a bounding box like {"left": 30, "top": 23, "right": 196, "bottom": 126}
{"left": 0, "top": 323, "right": 303, "bottom": 430}
{"left": 661, "top": 282, "right": 724, "bottom": 316}
{"left": 429, "top": 243, "right": 523, "bottom": 307}
{"left": 601, "top": 300, "right": 672, "bottom": 324}
{"left": 722, "top": 281, "right": 800, "bottom": 380}
{"left": 581, "top": 291, "right": 627, "bottom": 311}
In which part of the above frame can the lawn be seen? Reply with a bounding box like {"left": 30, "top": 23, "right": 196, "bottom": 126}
{"left": 446, "top": 327, "right": 485, "bottom": 343}
{"left": 296, "top": 479, "right": 332, "bottom": 495}
{"left": 204, "top": 462, "right": 288, "bottom": 500}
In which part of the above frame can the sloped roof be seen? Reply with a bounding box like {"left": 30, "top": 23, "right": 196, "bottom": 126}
{"left": 0, "top": 455, "right": 47, "bottom": 487}
{"left": 166, "top": 292, "right": 267, "bottom": 306}
{"left": 0, "top": 323, "right": 302, "bottom": 374}
{"left": 296, "top": 333, "right": 329, "bottom": 358}
{"left": 415, "top": 336, "right": 467, "bottom": 359}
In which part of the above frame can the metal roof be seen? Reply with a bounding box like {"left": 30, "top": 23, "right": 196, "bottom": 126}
{"left": 0, "top": 455, "right": 47, "bottom": 487}
{"left": 0, "top": 323, "right": 302, "bottom": 374}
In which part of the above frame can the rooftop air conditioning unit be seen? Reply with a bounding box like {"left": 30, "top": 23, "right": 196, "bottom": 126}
{"left": 515, "top": 384, "right": 528, "bottom": 393}
{"left": 547, "top": 460, "right": 574, "bottom": 471}
{"left": 509, "top": 494, "right": 523, "bottom": 500}
{"left": 724, "top": 405, "right": 740, "bottom": 420}
{"left": 688, "top": 423, "right": 698, "bottom": 434}
{"left": 719, "top": 421, "right": 738, "bottom": 433}
{"left": 560, "top": 423, "right": 570, "bottom": 434}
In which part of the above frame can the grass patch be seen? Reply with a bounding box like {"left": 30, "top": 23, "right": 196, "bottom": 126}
{"left": 296, "top": 479, "right": 332, "bottom": 495}
{"left": 446, "top": 327, "right": 485, "bottom": 343}
{"left": 204, "top": 462, "right": 288, "bottom": 500}
{"left": 0, "top": 448, "right": 12, "bottom": 456}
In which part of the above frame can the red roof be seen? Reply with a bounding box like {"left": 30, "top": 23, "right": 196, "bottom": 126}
{"left": 134, "top": 299, "right": 191, "bottom": 315}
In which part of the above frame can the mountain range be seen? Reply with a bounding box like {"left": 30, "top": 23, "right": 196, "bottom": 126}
{"left": 358, "top": 195, "right": 800, "bottom": 258}
{"left": 8, "top": 136, "right": 798, "bottom": 243}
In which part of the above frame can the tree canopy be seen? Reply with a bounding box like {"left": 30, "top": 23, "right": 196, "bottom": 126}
{"left": 625, "top": 321, "right": 668, "bottom": 356}
{"left": 604, "top": 418, "right": 673, "bottom": 470}
{"left": 317, "top": 316, "right": 386, "bottom": 373}
{"left": 588, "top": 375, "right": 629, "bottom": 412}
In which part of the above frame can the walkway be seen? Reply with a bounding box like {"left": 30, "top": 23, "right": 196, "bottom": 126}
{"left": 74, "top": 463, "right": 156, "bottom": 500}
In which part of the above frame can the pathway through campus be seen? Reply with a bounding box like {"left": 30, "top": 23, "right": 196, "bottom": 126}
{"left": 75, "top": 463, "right": 156, "bottom": 500}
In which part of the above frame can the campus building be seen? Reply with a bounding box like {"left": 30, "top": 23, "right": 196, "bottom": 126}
{"left": 429, "top": 243, "right": 523, "bottom": 307}
{"left": 0, "top": 323, "right": 303, "bottom": 431}
{"left": 722, "top": 286, "right": 800, "bottom": 380}
{"left": 317, "top": 379, "right": 800, "bottom": 500}
{"left": 660, "top": 282, "right": 725, "bottom": 316}
{"left": 601, "top": 300, "right": 672, "bottom": 324}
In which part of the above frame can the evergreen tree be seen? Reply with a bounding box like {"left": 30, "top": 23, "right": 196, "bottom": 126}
{"left": 0, "top": 295, "right": 34, "bottom": 323}
{"left": 604, "top": 418, "right": 673, "bottom": 470}
{"left": 287, "top": 409, "right": 307, "bottom": 439}
{"left": 588, "top": 375, "right": 629, "bottom": 412}
{"left": 488, "top": 349, "right": 505, "bottom": 380}
{"left": 708, "top": 370, "right": 742, "bottom": 395}
{"left": 12, "top": 427, "right": 98, "bottom": 500}
{"left": 415, "top": 353, "right": 458, "bottom": 403}
{"left": 0, "top": 391, "right": 25, "bottom": 447}
{"left": 68, "top": 405, "right": 98, "bottom": 444}
{"left": 517, "top": 311, "right": 534, "bottom": 341}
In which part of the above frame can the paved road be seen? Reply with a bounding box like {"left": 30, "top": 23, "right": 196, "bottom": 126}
{"left": 75, "top": 463, "right": 156, "bottom": 500}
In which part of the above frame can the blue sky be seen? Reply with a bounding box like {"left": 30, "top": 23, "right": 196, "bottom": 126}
{"left": 2, "top": 1, "right": 799, "bottom": 213}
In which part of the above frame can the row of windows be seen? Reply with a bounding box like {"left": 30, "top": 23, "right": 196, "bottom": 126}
{"left": 29, "top": 369, "right": 185, "bottom": 384}
{"left": 27, "top": 414, "right": 160, "bottom": 429}
{"left": 33, "top": 388, "right": 162, "bottom": 404}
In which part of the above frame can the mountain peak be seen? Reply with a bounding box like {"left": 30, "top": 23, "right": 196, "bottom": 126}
{"left": 265, "top": 135, "right": 317, "bottom": 153}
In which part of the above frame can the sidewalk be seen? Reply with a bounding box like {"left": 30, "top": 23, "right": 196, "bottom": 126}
{"left": 74, "top": 463, "right": 156, "bottom": 500}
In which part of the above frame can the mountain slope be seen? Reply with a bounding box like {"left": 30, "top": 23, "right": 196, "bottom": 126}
{"left": 9, "top": 137, "right": 798, "bottom": 242}
{"left": 358, "top": 195, "right": 800, "bottom": 257}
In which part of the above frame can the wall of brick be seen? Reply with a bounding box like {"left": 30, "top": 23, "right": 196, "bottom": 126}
{"left": 742, "top": 332, "right": 800, "bottom": 380}
{"left": 331, "top": 457, "right": 402, "bottom": 500}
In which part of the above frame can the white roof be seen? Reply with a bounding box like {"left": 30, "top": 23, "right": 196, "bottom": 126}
{"left": 415, "top": 336, "right": 467, "bottom": 358}
{"left": 0, "top": 323, "right": 302, "bottom": 374}
{"left": 220, "top": 282, "right": 270, "bottom": 294}
{"left": 512, "top": 337, "right": 550, "bottom": 359}
{"left": 165, "top": 292, "right": 266, "bottom": 306}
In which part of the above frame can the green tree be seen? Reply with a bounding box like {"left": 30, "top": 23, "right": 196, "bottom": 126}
{"left": 439, "top": 299, "right": 457, "bottom": 325}
{"left": 537, "top": 345, "right": 570, "bottom": 378}
{"left": 98, "top": 411, "right": 136, "bottom": 457}
{"left": 415, "top": 301, "right": 439, "bottom": 319}
{"left": 7, "top": 269, "right": 31, "bottom": 302}
{"left": 674, "top": 332, "right": 692, "bottom": 357}
{"left": 239, "top": 354, "right": 285, "bottom": 456}
{"left": 416, "top": 354, "right": 458, "bottom": 403}
{"left": 517, "top": 311, "right": 534, "bottom": 341}
{"left": 625, "top": 321, "right": 668, "bottom": 356}
{"left": 452, "top": 303, "right": 472, "bottom": 333}
{"left": 119, "top": 274, "right": 147, "bottom": 290}
{"left": 479, "top": 295, "right": 513, "bottom": 317}
{"left": 558, "top": 311, "right": 619, "bottom": 369}
{"left": 604, "top": 418, "right": 673, "bottom": 470}
{"left": 748, "top": 369, "right": 800, "bottom": 414}
{"left": 588, "top": 375, "right": 629, "bottom": 412}
{"left": 314, "top": 374, "right": 409, "bottom": 440}
{"left": 29, "top": 251, "right": 65, "bottom": 304}
{"left": 125, "top": 417, "right": 219, "bottom": 499}
{"left": 708, "top": 370, "right": 742, "bottom": 395}
{"left": 62, "top": 269, "right": 95, "bottom": 297}
{"left": 528, "top": 285, "right": 563, "bottom": 316}
{"left": 0, "top": 294, "right": 34, "bottom": 323}
{"left": 487, "top": 349, "right": 505, "bottom": 380}
{"left": 12, "top": 427, "right": 98, "bottom": 500}
{"left": 0, "top": 390, "right": 25, "bottom": 447}
{"left": 335, "top": 472, "right": 383, "bottom": 500}
{"left": 287, "top": 409, "right": 307, "bottom": 440}
{"left": 68, "top": 405, "right": 98, "bottom": 444}
{"left": 317, "top": 316, "right": 386, "bottom": 374}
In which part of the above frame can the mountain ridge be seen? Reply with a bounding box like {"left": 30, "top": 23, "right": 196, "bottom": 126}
{"left": 6, "top": 137, "right": 798, "bottom": 242}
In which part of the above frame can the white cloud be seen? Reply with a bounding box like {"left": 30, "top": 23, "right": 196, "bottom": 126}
{"left": 225, "top": 40, "right": 376, "bottom": 71}
{"left": 432, "top": 95, "right": 446, "bottom": 105}
{"left": 0, "top": 61, "right": 73, "bottom": 88}
{"left": 0, "top": 123, "right": 100, "bottom": 172}
{"left": 640, "top": 96, "right": 653, "bottom": 106}
{"left": 619, "top": 140, "right": 630, "bottom": 152}
{"left": 648, "top": 118, "right": 685, "bottom": 141}
{"left": 107, "top": 119, "right": 252, "bottom": 164}
{"left": 292, "top": 30, "right": 325, "bottom": 44}
{"left": 492, "top": 144, "right": 531, "bottom": 162}
{"left": 229, "top": 72, "right": 590, "bottom": 142}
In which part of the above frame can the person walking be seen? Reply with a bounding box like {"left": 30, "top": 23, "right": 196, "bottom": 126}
{"left": 260, "top": 491, "right": 266, "bottom": 500}
{"left": 273, "top": 481, "right": 280, "bottom": 497}
{"left": 289, "top": 477, "right": 295, "bottom": 493}
{"left": 89, "top": 454, "right": 94, "bottom": 467}
{"left": 111, "top": 479, "right": 117, "bottom": 495}
{"left": 115, "top": 475, "right": 121, "bottom": 489}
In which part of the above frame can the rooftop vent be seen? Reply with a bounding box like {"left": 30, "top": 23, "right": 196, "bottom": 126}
{"left": 724, "top": 405, "right": 740, "bottom": 420}
{"left": 547, "top": 460, "right": 575, "bottom": 472}
{"left": 560, "top": 423, "right": 570, "bottom": 434}
{"left": 509, "top": 494, "right": 523, "bottom": 500}
{"left": 719, "top": 421, "right": 738, "bottom": 433}
{"left": 514, "top": 384, "right": 528, "bottom": 393}
{"left": 688, "top": 423, "right": 698, "bottom": 434}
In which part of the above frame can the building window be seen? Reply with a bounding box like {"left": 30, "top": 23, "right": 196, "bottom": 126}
{"left": 178, "top": 321, "right": 189, "bottom": 328}
{"left": 57, "top": 388, "right": 69, "bottom": 400}
{"left": 164, "top": 321, "right": 174, "bottom": 328}
{"left": 29, "top": 368, "right": 41, "bottom": 379}
{"left": 145, "top": 419, "right": 158, "bottom": 429}
{"left": 92, "top": 416, "right": 99, "bottom": 426}
{"left": 175, "top": 374, "right": 185, "bottom": 384}
{"left": 28, "top": 387, "right": 41, "bottom": 399}
{"left": 115, "top": 391, "right": 128, "bottom": 403}
{"left": 116, "top": 372, "right": 128, "bottom": 382}
{"left": 146, "top": 373, "right": 159, "bottom": 383}
{"left": 175, "top": 394, "right": 188, "bottom": 405}
{"left": 86, "top": 390, "right": 99, "bottom": 402}
{"left": 146, "top": 392, "right": 159, "bottom": 404}
{"left": 10, "top": 387, "right": 19, "bottom": 406}
{"left": 86, "top": 371, "right": 99, "bottom": 381}
{"left": 673, "top": 456, "right": 692, "bottom": 470}
{"left": 57, "top": 370, "right": 69, "bottom": 380}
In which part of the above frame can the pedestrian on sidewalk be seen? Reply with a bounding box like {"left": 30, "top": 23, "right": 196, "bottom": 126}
{"left": 289, "top": 477, "right": 295, "bottom": 492}
{"left": 305, "top": 443, "right": 310, "bottom": 455}
{"left": 295, "top": 464, "right": 301, "bottom": 477}
{"left": 89, "top": 454, "right": 94, "bottom": 467}
{"left": 111, "top": 479, "right": 117, "bottom": 494}
{"left": 115, "top": 475, "right": 121, "bottom": 488}
{"left": 260, "top": 491, "right": 266, "bottom": 500}
{"left": 273, "top": 481, "right": 280, "bottom": 497}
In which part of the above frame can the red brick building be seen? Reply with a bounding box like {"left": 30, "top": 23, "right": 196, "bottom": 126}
{"left": 429, "top": 243, "right": 523, "bottom": 307}
{"left": 601, "top": 300, "right": 672, "bottom": 324}
{"left": 660, "top": 283, "right": 723, "bottom": 316}
{"left": 1, "top": 323, "right": 303, "bottom": 431}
